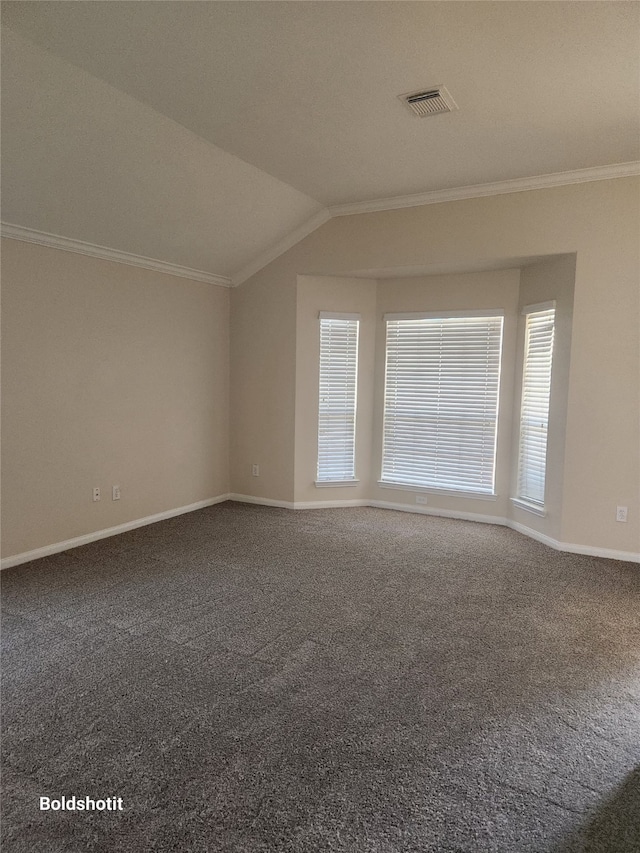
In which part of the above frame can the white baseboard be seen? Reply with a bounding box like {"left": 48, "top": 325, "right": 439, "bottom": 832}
{"left": 369, "top": 499, "right": 507, "bottom": 526}
{"left": 0, "top": 495, "right": 231, "bottom": 570}
{"left": 294, "top": 499, "right": 370, "bottom": 509}
{"left": 4, "top": 493, "right": 638, "bottom": 569}
{"left": 372, "top": 504, "right": 639, "bottom": 562}
{"left": 231, "top": 495, "right": 639, "bottom": 562}
{"left": 506, "top": 519, "right": 560, "bottom": 550}
{"left": 228, "top": 493, "right": 295, "bottom": 509}
{"left": 507, "top": 520, "right": 640, "bottom": 563}
{"left": 556, "top": 542, "right": 640, "bottom": 563}
{"left": 232, "top": 495, "right": 502, "bottom": 519}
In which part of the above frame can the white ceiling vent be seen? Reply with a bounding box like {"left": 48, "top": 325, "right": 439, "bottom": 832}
{"left": 399, "top": 86, "right": 458, "bottom": 117}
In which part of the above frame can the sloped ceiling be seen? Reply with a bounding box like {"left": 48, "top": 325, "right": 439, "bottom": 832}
{"left": 2, "top": 1, "right": 639, "bottom": 283}
{"left": 1, "top": 27, "right": 323, "bottom": 279}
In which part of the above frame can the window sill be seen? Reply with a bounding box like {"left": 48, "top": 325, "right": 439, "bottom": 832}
{"left": 315, "top": 479, "right": 360, "bottom": 488}
{"left": 511, "top": 498, "right": 547, "bottom": 517}
{"left": 377, "top": 481, "right": 497, "bottom": 501}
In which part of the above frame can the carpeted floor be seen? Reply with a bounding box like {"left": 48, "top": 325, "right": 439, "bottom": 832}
{"left": 2, "top": 502, "right": 639, "bottom": 852}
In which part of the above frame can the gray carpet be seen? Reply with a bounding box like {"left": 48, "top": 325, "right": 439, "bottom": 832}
{"left": 2, "top": 502, "right": 639, "bottom": 852}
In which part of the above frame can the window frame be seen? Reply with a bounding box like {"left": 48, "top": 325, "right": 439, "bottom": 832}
{"left": 379, "top": 309, "right": 505, "bottom": 497}
{"left": 315, "top": 311, "right": 361, "bottom": 487}
{"left": 512, "top": 301, "right": 556, "bottom": 514}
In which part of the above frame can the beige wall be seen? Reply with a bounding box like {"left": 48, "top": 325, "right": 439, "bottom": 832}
{"left": 1, "top": 239, "right": 230, "bottom": 558}
{"left": 295, "top": 275, "right": 377, "bottom": 503}
{"left": 230, "top": 264, "right": 297, "bottom": 501}
{"left": 509, "top": 255, "right": 576, "bottom": 540}
{"left": 231, "top": 178, "right": 639, "bottom": 554}
{"left": 4, "top": 177, "right": 637, "bottom": 560}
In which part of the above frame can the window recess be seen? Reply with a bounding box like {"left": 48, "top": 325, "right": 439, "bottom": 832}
{"left": 516, "top": 303, "right": 555, "bottom": 508}
{"left": 381, "top": 311, "right": 504, "bottom": 495}
{"left": 316, "top": 312, "right": 360, "bottom": 485}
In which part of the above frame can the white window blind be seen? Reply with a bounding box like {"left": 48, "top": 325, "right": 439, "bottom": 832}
{"left": 317, "top": 313, "right": 360, "bottom": 482}
{"left": 381, "top": 313, "right": 504, "bottom": 494}
{"left": 517, "top": 306, "right": 555, "bottom": 506}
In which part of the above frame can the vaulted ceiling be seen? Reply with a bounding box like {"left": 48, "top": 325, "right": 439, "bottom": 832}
{"left": 2, "top": 1, "right": 639, "bottom": 283}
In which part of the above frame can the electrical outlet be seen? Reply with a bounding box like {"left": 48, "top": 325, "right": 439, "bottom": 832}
{"left": 415, "top": 495, "right": 428, "bottom": 505}
{"left": 92, "top": 487, "right": 101, "bottom": 502}
{"left": 616, "top": 506, "right": 628, "bottom": 523}
{"left": 112, "top": 485, "right": 121, "bottom": 501}
{"left": 252, "top": 464, "right": 260, "bottom": 477}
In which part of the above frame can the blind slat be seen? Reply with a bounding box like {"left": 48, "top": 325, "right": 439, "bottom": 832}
{"left": 317, "top": 318, "right": 359, "bottom": 481}
{"left": 382, "top": 315, "right": 504, "bottom": 494}
{"left": 517, "top": 309, "right": 555, "bottom": 505}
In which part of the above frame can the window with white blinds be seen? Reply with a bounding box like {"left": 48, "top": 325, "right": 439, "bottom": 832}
{"left": 381, "top": 312, "right": 504, "bottom": 494}
{"left": 317, "top": 313, "right": 360, "bottom": 483}
{"left": 517, "top": 305, "right": 555, "bottom": 506}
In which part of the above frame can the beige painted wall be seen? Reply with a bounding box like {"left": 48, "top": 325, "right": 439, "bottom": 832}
{"left": 509, "top": 255, "right": 576, "bottom": 540}
{"left": 230, "top": 264, "right": 297, "bottom": 501}
{"left": 1, "top": 239, "right": 229, "bottom": 558}
{"left": 5, "top": 179, "right": 635, "bottom": 561}
{"left": 295, "top": 275, "right": 377, "bottom": 503}
{"left": 231, "top": 178, "right": 639, "bottom": 554}
{"left": 370, "top": 270, "right": 520, "bottom": 520}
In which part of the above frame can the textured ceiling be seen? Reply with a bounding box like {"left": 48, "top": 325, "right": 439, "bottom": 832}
{"left": 2, "top": 1, "right": 638, "bottom": 280}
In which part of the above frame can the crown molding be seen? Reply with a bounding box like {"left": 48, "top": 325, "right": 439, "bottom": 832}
{"left": 4, "top": 164, "right": 637, "bottom": 289}
{"left": 232, "top": 162, "right": 639, "bottom": 285}
{"left": 231, "top": 208, "right": 331, "bottom": 286}
{"left": 328, "top": 162, "right": 640, "bottom": 217}
{"left": 0, "top": 222, "right": 233, "bottom": 287}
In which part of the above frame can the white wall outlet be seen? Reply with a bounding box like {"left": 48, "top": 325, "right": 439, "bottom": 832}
{"left": 252, "top": 464, "right": 260, "bottom": 477}
{"left": 415, "top": 495, "right": 428, "bottom": 505}
{"left": 616, "top": 506, "right": 628, "bottom": 522}
{"left": 92, "top": 487, "right": 101, "bottom": 502}
{"left": 112, "top": 485, "right": 121, "bottom": 501}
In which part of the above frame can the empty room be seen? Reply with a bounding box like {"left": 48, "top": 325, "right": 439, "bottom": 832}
{"left": 1, "top": 2, "right": 639, "bottom": 851}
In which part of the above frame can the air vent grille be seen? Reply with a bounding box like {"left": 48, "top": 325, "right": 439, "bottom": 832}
{"left": 400, "top": 86, "right": 458, "bottom": 117}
